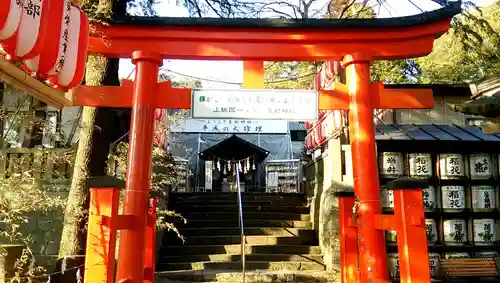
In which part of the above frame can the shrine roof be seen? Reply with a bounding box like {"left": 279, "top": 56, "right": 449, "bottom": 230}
{"left": 375, "top": 124, "right": 500, "bottom": 142}
{"left": 114, "top": 1, "right": 461, "bottom": 30}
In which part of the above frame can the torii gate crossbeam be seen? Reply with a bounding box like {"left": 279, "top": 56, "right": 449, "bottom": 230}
{"left": 73, "top": 2, "right": 461, "bottom": 283}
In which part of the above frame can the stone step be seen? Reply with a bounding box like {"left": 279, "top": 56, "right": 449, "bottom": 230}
{"left": 174, "top": 204, "right": 310, "bottom": 214}
{"left": 156, "top": 270, "right": 338, "bottom": 283}
{"left": 172, "top": 227, "right": 316, "bottom": 237}
{"left": 173, "top": 219, "right": 312, "bottom": 228}
{"left": 157, "top": 261, "right": 326, "bottom": 272}
{"left": 161, "top": 244, "right": 322, "bottom": 256}
{"left": 160, "top": 254, "right": 324, "bottom": 264}
{"left": 167, "top": 235, "right": 317, "bottom": 246}
{"left": 182, "top": 212, "right": 311, "bottom": 221}
{"left": 171, "top": 194, "right": 305, "bottom": 205}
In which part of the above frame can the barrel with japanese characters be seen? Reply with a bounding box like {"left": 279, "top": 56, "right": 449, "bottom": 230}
{"left": 443, "top": 219, "right": 468, "bottom": 246}
{"left": 379, "top": 152, "right": 404, "bottom": 179}
{"left": 423, "top": 185, "right": 437, "bottom": 212}
{"left": 438, "top": 153, "right": 465, "bottom": 180}
{"left": 426, "top": 219, "right": 438, "bottom": 245}
{"left": 471, "top": 185, "right": 496, "bottom": 212}
{"left": 473, "top": 218, "right": 497, "bottom": 246}
{"left": 469, "top": 153, "right": 492, "bottom": 180}
{"left": 408, "top": 153, "right": 433, "bottom": 179}
{"left": 441, "top": 185, "right": 466, "bottom": 212}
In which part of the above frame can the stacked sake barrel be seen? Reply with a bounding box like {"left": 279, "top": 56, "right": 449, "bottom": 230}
{"left": 378, "top": 152, "right": 499, "bottom": 281}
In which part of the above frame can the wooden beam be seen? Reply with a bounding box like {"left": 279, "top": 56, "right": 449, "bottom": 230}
{"left": 0, "top": 56, "right": 73, "bottom": 109}
{"left": 70, "top": 79, "right": 191, "bottom": 108}
{"left": 88, "top": 19, "right": 452, "bottom": 60}
{"left": 319, "top": 82, "right": 434, "bottom": 110}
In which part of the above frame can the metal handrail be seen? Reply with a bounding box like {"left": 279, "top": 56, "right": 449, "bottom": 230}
{"left": 235, "top": 162, "right": 246, "bottom": 283}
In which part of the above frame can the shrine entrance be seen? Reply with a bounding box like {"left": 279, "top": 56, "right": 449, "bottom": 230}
{"left": 70, "top": 2, "right": 462, "bottom": 283}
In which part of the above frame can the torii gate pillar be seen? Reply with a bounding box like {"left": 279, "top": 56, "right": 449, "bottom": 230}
{"left": 115, "top": 51, "right": 162, "bottom": 283}
{"left": 343, "top": 54, "right": 388, "bottom": 282}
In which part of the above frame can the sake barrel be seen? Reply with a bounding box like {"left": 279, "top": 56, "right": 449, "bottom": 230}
{"left": 428, "top": 253, "right": 440, "bottom": 279}
{"left": 443, "top": 219, "right": 467, "bottom": 245}
{"left": 439, "top": 153, "right": 464, "bottom": 179}
{"left": 379, "top": 152, "right": 404, "bottom": 178}
{"left": 426, "top": 219, "right": 438, "bottom": 245}
{"left": 472, "top": 186, "right": 496, "bottom": 212}
{"left": 386, "top": 230, "right": 397, "bottom": 243}
{"left": 475, "top": 251, "right": 498, "bottom": 258}
{"left": 469, "top": 153, "right": 492, "bottom": 180}
{"left": 445, "top": 252, "right": 470, "bottom": 259}
{"left": 473, "top": 218, "right": 496, "bottom": 245}
{"left": 423, "top": 186, "right": 436, "bottom": 212}
{"left": 408, "top": 153, "right": 433, "bottom": 179}
{"left": 441, "top": 186, "right": 466, "bottom": 212}
{"left": 388, "top": 253, "right": 400, "bottom": 279}
{"left": 381, "top": 189, "right": 394, "bottom": 210}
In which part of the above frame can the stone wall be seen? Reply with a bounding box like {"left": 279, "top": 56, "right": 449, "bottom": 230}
{"left": 305, "top": 138, "right": 353, "bottom": 272}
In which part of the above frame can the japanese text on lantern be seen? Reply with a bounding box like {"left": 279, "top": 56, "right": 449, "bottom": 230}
{"left": 24, "top": 0, "right": 41, "bottom": 19}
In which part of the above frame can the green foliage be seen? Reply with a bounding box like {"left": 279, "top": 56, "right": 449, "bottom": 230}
{"left": 264, "top": 62, "right": 320, "bottom": 89}
{"left": 416, "top": 2, "right": 500, "bottom": 83}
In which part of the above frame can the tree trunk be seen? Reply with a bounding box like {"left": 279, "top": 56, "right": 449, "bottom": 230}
{"left": 53, "top": 55, "right": 128, "bottom": 282}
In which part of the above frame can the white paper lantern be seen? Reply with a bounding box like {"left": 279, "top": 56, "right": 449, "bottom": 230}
{"left": 472, "top": 186, "right": 496, "bottom": 211}
{"left": 23, "top": 0, "right": 69, "bottom": 76}
{"left": 443, "top": 219, "right": 467, "bottom": 245}
{"left": 0, "top": 0, "right": 23, "bottom": 40}
{"left": 50, "top": 5, "right": 88, "bottom": 90}
{"left": 439, "top": 153, "right": 464, "bottom": 179}
{"left": 473, "top": 218, "right": 496, "bottom": 245}
{"left": 408, "top": 153, "right": 433, "bottom": 178}
{"left": 1, "top": 0, "right": 50, "bottom": 60}
{"left": 441, "top": 186, "right": 466, "bottom": 211}
{"left": 422, "top": 186, "right": 436, "bottom": 212}
{"left": 469, "top": 153, "right": 492, "bottom": 179}
{"left": 426, "top": 219, "right": 438, "bottom": 244}
{"left": 379, "top": 152, "right": 404, "bottom": 178}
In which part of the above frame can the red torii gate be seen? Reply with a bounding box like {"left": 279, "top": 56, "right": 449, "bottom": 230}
{"left": 72, "top": 3, "right": 461, "bottom": 283}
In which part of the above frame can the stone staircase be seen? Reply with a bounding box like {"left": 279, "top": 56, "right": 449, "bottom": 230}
{"left": 157, "top": 192, "right": 336, "bottom": 282}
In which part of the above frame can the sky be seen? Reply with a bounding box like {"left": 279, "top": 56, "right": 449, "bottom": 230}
{"left": 118, "top": 0, "right": 497, "bottom": 89}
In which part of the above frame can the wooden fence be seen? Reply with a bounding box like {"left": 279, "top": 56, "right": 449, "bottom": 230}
{"left": 0, "top": 148, "right": 75, "bottom": 185}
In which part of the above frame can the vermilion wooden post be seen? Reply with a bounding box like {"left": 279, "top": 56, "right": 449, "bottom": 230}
{"left": 144, "top": 198, "right": 158, "bottom": 283}
{"left": 243, "top": 61, "right": 264, "bottom": 88}
{"left": 335, "top": 190, "right": 360, "bottom": 283}
{"left": 343, "top": 53, "right": 389, "bottom": 283}
{"left": 84, "top": 187, "right": 120, "bottom": 283}
{"left": 116, "top": 51, "right": 162, "bottom": 283}
{"left": 389, "top": 178, "right": 431, "bottom": 283}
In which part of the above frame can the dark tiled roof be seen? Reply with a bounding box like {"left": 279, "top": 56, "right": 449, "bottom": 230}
{"left": 375, "top": 124, "right": 500, "bottom": 142}
{"left": 114, "top": 2, "right": 461, "bottom": 29}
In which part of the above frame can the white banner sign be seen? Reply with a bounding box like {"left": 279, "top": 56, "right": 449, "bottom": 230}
{"left": 205, "top": 161, "right": 213, "bottom": 191}
{"left": 192, "top": 89, "right": 318, "bottom": 120}
{"left": 170, "top": 118, "right": 288, "bottom": 134}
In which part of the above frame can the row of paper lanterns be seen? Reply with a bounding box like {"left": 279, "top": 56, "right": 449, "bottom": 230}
{"left": 0, "top": 0, "right": 88, "bottom": 90}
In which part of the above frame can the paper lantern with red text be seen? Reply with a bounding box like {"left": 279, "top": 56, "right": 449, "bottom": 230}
{"left": 0, "top": 0, "right": 23, "bottom": 41}
{"left": 50, "top": 5, "right": 88, "bottom": 90}
{"left": 1, "top": 0, "right": 50, "bottom": 60}
{"left": 24, "top": 0, "right": 70, "bottom": 77}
